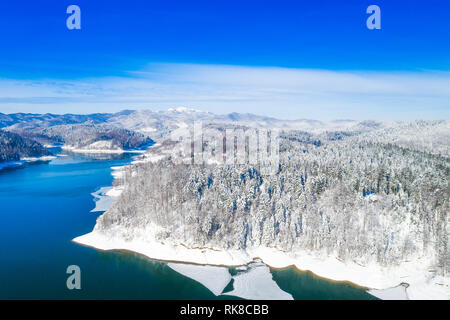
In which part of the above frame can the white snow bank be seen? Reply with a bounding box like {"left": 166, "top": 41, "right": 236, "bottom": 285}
{"left": 368, "top": 283, "right": 409, "bottom": 300}
{"left": 90, "top": 187, "right": 115, "bottom": 213}
{"left": 90, "top": 165, "right": 129, "bottom": 212}
{"left": 167, "top": 260, "right": 292, "bottom": 299}
{"left": 73, "top": 227, "right": 450, "bottom": 300}
{"left": 21, "top": 155, "right": 57, "bottom": 162}
{"left": 110, "top": 166, "right": 125, "bottom": 179}
{"left": 62, "top": 145, "right": 145, "bottom": 154}
{"left": 105, "top": 186, "right": 123, "bottom": 197}
{"left": 168, "top": 263, "right": 232, "bottom": 296}
{"left": 139, "top": 126, "right": 157, "bottom": 133}
{"left": 223, "top": 261, "right": 293, "bottom": 300}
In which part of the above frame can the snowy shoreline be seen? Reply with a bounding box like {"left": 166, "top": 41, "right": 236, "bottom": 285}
{"left": 73, "top": 147, "right": 449, "bottom": 300}
{"left": 73, "top": 227, "right": 449, "bottom": 300}
{"left": 0, "top": 155, "right": 57, "bottom": 171}
{"left": 62, "top": 145, "right": 146, "bottom": 154}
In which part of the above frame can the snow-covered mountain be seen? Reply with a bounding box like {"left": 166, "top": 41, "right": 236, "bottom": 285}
{"left": 1, "top": 108, "right": 448, "bottom": 154}
{"left": 105, "top": 108, "right": 381, "bottom": 139}
{"left": 0, "top": 108, "right": 390, "bottom": 138}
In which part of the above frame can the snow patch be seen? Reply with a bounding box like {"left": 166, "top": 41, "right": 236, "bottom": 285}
{"left": 91, "top": 187, "right": 115, "bottom": 213}
{"left": 21, "top": 156, "right": 57, "bottom": 162}
{"left": 62, "top": 143, "right": 146, "bottom": 154}
{"left": 73, "top": 228, "right": 450, "bottom": 300}
{"left": 223, "top": 261, "right": 293, "bottom": 300}
{"left": 368, "top": 283, "right": 409, "bottom": 300}
{"left": 167, "top": 263, "right": 232, "bottom": 296}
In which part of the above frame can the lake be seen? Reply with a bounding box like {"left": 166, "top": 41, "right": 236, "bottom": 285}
{"left": 0, "top": 149, "right": 377, "bottom": 300}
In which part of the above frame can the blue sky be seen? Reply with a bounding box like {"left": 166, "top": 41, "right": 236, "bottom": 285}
{"left": 0, "top": 0, "right": 449, "bottom": 119}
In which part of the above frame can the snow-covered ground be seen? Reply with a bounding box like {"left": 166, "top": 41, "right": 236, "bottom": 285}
{"left": 89, "top": 160, "right": 137, "bottom": 213}
{"left": 167, "top": 263, "right": 232, "bottom": 296}
{"left": 62, "top": 140, "right": 147, "bottom": 154}
{"left": 166, "top": 260, "right": 293, "bottom": 299}
{"left": 90, "top": 187, "right": 115, "bottom": 213}
{"left": 73, "top": 225, "right": 449, "bottom": 300}
{"left": 368, "top": 283, "right": 409, "bottom": 300}
{"left": 62, "top": 146, "right": 146, "bottom": 154}
{"left": 222, "top": 261, "right": 293, "bottom": 300}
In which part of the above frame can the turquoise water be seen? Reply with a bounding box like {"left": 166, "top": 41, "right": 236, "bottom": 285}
{"left": 0, "top": 150, "right": 376, "bottom": 299}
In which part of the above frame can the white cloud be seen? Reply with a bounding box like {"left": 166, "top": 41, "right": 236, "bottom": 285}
{"left": 0, "top": 63, "right": 449, "bottom": 120}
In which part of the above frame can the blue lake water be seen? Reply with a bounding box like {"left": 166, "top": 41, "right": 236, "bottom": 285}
{"left": 0, "top": 150, "right": 377, "bottom": 299}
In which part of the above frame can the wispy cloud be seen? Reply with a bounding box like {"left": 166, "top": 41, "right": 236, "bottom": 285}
{"left": 0, "top": 63, "right": 449, "bottom": 120}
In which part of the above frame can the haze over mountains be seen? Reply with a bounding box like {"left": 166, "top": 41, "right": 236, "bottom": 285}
{"left": 0, "top": 107, "right": 448, "bottom": 160}
{"left": 0, "top": 107, "right": 374, "bottom": 137}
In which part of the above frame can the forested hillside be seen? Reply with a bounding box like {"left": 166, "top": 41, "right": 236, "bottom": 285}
{"left": 0, "top": 130, "right": 51, "bottom": 162}
{"left": 97, "top": 121, "right": 449, "bottom": 275}
{"left": 14, "top": 124, "right": 154, "bottom": 151}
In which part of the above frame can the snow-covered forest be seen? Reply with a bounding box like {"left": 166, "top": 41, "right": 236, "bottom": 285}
{"left": 96, "top": 120, "right": 449, "bottom": 275}
{"left": 0, "top": 130, "right": 51, "bottom": 162}
{"left": 9, "top": 123, "right": 153, "bottom": 151}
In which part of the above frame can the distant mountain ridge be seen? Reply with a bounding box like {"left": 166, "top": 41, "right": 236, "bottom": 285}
{"left": 0, "top": 108, "right": 373, "bottom": 140}
{"left": 0, "top": 108, "right": 356, "bottom": 132}
{"left": 1, "top": 108, "right": 448, "bottom": 157}
{"left": 0, "top": 112, "right": 114, "bottom": 129}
